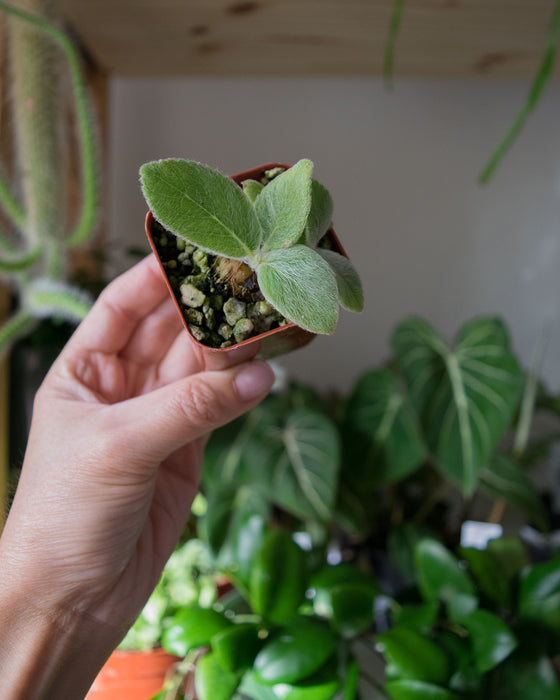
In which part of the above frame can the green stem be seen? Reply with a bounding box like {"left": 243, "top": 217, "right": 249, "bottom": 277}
{"left": 26, "top": 280, "right": 92, "bottom": 322}
{"left": 0, "top": 1, "right": 100, "bottom": 246}
{"left": 0, "top": 169, "right": 26, "bottom": 232}
{"left": 0, "top": 245, "right": 41, "bottom": 273}
{"left": 0, "top": 309, "right": 37, "bottom": 359}
{"left": 513, "top": 327, "right": 549, "bottom": 458}
{"left": 479, "top": 0, "right": 560, "bottom": 183}
{"left": 384, "top": 0, "right": 406, "bottom": 91}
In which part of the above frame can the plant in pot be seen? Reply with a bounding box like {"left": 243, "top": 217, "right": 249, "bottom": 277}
{"left": 148, "top": 313, "right": 560, "bottom": 699}
{"left": 139, "top": 158, "right": 364, "bottom": 359}
{"left": 87, "top": 535, "right": 224, "bottom": 700}
{"left": 0, "top": 2, "right": 102, "bottom": 482}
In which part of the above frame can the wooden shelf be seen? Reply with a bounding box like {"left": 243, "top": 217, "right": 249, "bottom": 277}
{"left": 58, "top": 0, "right": 560, "bottom": 78}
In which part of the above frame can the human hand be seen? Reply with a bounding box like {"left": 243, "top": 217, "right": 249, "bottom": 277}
{"left": 0, "top": 255, "right": 274, "bottom": 698}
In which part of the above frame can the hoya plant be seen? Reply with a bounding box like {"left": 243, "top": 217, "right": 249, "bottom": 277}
{"left": 140, "top": 158, "right": 363, "bottom": 339}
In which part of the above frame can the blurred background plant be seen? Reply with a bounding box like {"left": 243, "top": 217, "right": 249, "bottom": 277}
{"left": 116, "top": 314, "right": 560, "bottom": 700}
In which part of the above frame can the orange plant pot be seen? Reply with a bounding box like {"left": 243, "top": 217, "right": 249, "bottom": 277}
{"left": 145, "top": 162, "right": 349, "bottom": 362}
{"left": 86, "top": 648, "right": 181, "bottom": 700}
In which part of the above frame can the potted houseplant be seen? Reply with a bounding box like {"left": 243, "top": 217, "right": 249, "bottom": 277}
{"left": 0, "top": 2, "right": 102, "bottom": 481}
{"left": 141, "top": 313, "right": 560, "bottom": 699}
{"left": 140, "top": 158, "right": 364, "bottom": 359}
{"left": 87, "top": 536, "right": 223, "bottom": 700}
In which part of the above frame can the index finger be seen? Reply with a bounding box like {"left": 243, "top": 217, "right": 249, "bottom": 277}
{"left": 67, "top": 255, "right": 169, "bottom": 355}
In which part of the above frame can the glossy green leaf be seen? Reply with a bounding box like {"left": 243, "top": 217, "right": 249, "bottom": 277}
{"left": 519, "top": 553, "right": 560, "bottom": 632}
{"left": 256, "top": 159, "right": 313, "bottom": 250}
{"left": 460, "top": 538, "right": 528, "bottom": 607}
{"left": 378, "top": 628, "right": 451, "bottom": 685}
{"left": 460, "top": 609, "right": 517, "bottom": 672}
{"left": 239, "top": 671, "right": 283, "bottom": 700}
{"left": 493, "top": 653, "right": 560, "bottom": 700}
{"left": 257, "top": 246, "right": 339, "bottom": 334}
{"left": 322, "top": 582, "right": 376, "bottom": 637}
{"left": 385, "top": 680, "right": 459, "bottom": 700}
{"left": 392, "top": 602, "right": 439, "bottom": 635}
{"left": 270, "top": 667, "right": 340, "bottom": 700}
{"left": 344, "top": 369, "right": 426, "bottom": 487}
{"left": 479, "top": 454, "right": 548, "bottom": 531}
{"left": 254, "top": 619, "right": 336, "bottom": 685}
{"left": 414, "top": 539, "right": 476, "bottom": 604}
{"left": 317, "top": 249, "right": 364, "bottom": 313}
{"left": 140, "top": 159, "right": 262, "bottom": 258}
{"left": 249, "top": 530, "right": 307, "bottom": 625}
{"left": 162, "top": 606, "right": 231, "bottom": 657}
{"left": 388, "top": 523, "right": 437, "bottom": 585}
{"left": 392, "top": 316, "right": 524, "bottom": 493}
{"left": 195, "top": 651, "right": 240, "bottom": 700}
{"left": 305, "top": 179, "right": 334, "bottom": 247}
{"left": 447, "top": 593, "right": 478, "bottom": 623}
{"left": 265, "top": 408, "right": 341, "bottom": 523}
{"left": 212, "top": 623, "right": 263, "bottom": 672}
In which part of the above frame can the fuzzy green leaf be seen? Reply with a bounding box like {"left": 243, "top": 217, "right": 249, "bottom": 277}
{"left": 243, "top": 179, "right": 264, "bottom": 203}
{"left": 316, "top": 248, "right": 364, "bottom": 312}
{"left": 305, "top": 180, "right": 333, "bottom": 247}
{"left": 255, "top": 159, "right": 313, "bottom": 250}
{"left": 140, "top": 159, "right": 262, "bottom": 258}
{"left": 392, "top": 316, "right": 524, "bottom": 493}
{"left": 257, "top": 246, "right": 338, "bottom": 334}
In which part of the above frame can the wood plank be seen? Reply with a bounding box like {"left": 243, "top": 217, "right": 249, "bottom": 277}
{"left": 57, "top": 0, "right": 560, "bottom": 78}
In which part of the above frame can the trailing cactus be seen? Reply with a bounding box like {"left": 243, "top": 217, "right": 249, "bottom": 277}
{"left": 0, "top": 0, "right": 100, "bottom": 358}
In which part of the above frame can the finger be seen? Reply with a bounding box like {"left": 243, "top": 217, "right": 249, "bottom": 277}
{"left": 120, "top": 295, "right": 184, "bottom": 366}
{"left": 112, "top": 360, "right": 275, "bottom": 464}
{"left": 68, "top": 255, "right": 168, "bottom": 355}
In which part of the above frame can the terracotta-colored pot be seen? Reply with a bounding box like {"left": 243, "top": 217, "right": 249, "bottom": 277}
{"left": 86, "top": 648, "right": 181, "bottom": 700}
{"left": 145, "top": 162, "right": 348, "bottom": 361}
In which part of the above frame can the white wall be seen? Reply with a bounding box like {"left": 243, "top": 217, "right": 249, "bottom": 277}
{"left": 108, "top": 77, "right": 560, "bottom": 393}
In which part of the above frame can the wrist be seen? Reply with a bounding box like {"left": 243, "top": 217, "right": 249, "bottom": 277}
{"left": 0, "top": 578, "right": 123, "bottom": 699}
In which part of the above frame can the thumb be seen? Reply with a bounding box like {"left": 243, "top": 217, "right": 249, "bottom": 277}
{"left": 115, "top": 360, "right": 275, "bottom": 461}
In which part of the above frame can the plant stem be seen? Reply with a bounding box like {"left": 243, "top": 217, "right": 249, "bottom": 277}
{"left": 0, "top": 0, "right": 100, "bottom": 248}
{"left": 384, "top": 0, "right": 405, "bottom": 91}
{"left": 479, "top": 0, "right": 560, "bottom": 183}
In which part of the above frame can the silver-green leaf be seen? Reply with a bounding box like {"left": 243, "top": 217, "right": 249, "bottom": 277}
{"left": 305, "top": 179, "right": 334, "bottom": 247}
{"left": 392, "top": 317, "right": 524, "bottom": 494}
{"left": 140, "top": 158, "right": 262, "bottom": 259}
{"left": 317, "top": 248, "right": 364, "bottom": 312}
{"left": 255, "top": 159, "right": 313, "bottom": 250}
{"left": 257, "top": 245, "right": 339, "bottom": 334}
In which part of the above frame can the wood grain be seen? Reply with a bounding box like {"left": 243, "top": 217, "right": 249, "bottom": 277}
{"left": 57, "top": 0, "right": 560, "bottom": 78}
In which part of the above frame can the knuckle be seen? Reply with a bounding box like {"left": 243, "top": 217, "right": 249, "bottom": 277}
{"left": 179, "top": 378, "right": 224, "bottom": 430}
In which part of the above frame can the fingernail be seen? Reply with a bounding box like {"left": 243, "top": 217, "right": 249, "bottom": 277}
{"left": 234, "top": 362, "right": 275, "bottom": 402}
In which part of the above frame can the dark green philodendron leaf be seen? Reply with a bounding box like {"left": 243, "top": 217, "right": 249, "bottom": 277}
{"left": 378, "top": 627, "right": 452, "bottom": 685}
{"left": 200, "top": 486, "right": 270, "bottom": 563}
{"left": 316, "top": 249, "right": 364, "bottom": 313}
{"left": 384, "top": 680, "right": 459, "bottom": 700}
{"left": 255, "top": 159, "right": 313, "bottom": 250}
{"left": 249, "top": 530, "right": 307, "bottom": 626}
{"left": 243, "top": 179, "right": 264, "bottom": 203}
{"left": 518, "top": 553, "right": 560, "bottom": 633}
{"left": 305, "top": 179, "right": 334, "bottom": 247}
{"left": 253, "top": 619, "right": 336, "bottom": 685}
{"left": 195, "top": 651, "right": 241, "bottom": 700}
{"left": 257, "top": 246, "right": 339, "bottom": 334}
{"left": 392, "top": 316, "right": 524, "bottom": 493}
{"left": 459, "top": 609, "right": 517, "bottom": 673}
{"left": 479, "top": 454, "right": 548, "bottom": 531}
{"left": 345, "top": 369, "right": 426, "bottom": 486}
{"left": 493, "top": 653, "right": 560, "bottom": 700}
{"left": 140, "top": 159, "right": 262, "bottom": 258}
{"left": 267, "top": 409, "right": 341, "bottom": 523}
{"left": 414, "top": 538, "right": 476, "bottom": 604}
{"left": 161, "top": 606, "right": 231, "bottom": 657}
{"left": 212, "top": 623, "right": 263, "bottom": 672}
